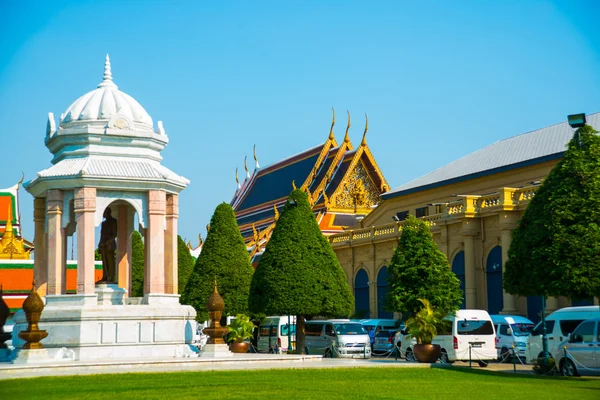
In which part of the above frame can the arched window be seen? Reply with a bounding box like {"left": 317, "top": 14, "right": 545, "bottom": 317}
{"left": 486, "top": 246, "right": 503, "bottom": 315}
{"left": 354, "top": 269, "right": 370, "bottom": 319}
{"left": 376, "top": 266, "right": 393, "bottom": 319}
{"left": 451, "top": 251, "right": 466, "bottom": 309}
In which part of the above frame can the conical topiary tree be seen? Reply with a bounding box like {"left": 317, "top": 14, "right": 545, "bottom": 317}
{"left": 386, "top": 215, "right": 463, "bottom": 318}
{"left": 131, "top": 231, "right": 144, "bottom": 297}
{"left": 504, "top": 124, "right": 600, "bottom": 302}
{"left": 177, "top": 235, "right": 194, "bottom": 294}
{"left": 249, "top": 189, "right": 354, "bottom": 354}
{"left": 181, "top": 202, "right": 254, "bottom": 322}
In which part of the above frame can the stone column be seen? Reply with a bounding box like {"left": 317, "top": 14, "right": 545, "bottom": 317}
{"left": 145, "top": 190, "right": 166, "bottom": 295}
{"left": 164, "top": 194, "right": 178, "bottom": 294}
{"left": 74, "top": 188, "right": 96, "bottom": 294}
{"left": 499, "top": 212, "right": 519, "bottom": 314}
{"left": 462, "top": 220, "right": 478, "bottom": 309}
{"left": 117, "top": 204, "right": 130, "bottom": 296}
{"left": 46, "top": 190, "right": 64, "bottom": 295}
{"left": 33, "top": 197, "right": 47, "bottom": 296}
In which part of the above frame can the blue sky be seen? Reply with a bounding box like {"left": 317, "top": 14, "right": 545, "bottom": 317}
{"left": 1, "top": 0, "right": 599, "bottom": 246}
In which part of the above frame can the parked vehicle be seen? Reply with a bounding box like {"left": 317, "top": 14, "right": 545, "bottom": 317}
{"left": 400, "top": 309, "right": 497, "bottom": 366}
{"left": 358, "top": 319, "right": 402, "bottom": 332}
{"left": 305, "top": 319, "right": 371, "bottom": 358}
{"left": 257, "top": 316, "right": 296, "bottom": 353}
{"left": 373, "top": 329, "right": 399, "bottom": 354}
{"left": 557, "top": 318, "right": 600, "bottom": 376}
{"left": 491, "top": 315, "right": 534, "bottom": 362}
{"left": 527, "top": 306, "right": 600, "bottom": 363}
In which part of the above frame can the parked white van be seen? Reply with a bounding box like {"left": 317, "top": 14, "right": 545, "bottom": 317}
{"left": 305, "top": 319, "right": 371, "bottom": 358}
{"left": 527, "top": 306, "right": 600, "bottom": 362}
{"left": 257, "top": 316, "right": 296, "bottom": 353}
{"left": 400, "top": 309, "right": 497, "bottom": 366}
{"left": 491, "top": 315, "right": 534, "bottom": 362}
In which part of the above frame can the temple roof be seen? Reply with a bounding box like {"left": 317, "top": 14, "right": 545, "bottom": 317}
{"left": 383, "top": 112, "right": 600, "bottom": 199}
{"left": 231, "top": 111, "right": 389, "bottom": 255}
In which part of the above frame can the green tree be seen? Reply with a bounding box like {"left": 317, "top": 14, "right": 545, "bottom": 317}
{"left": 249, "top": 189, "right": 354, "bottom": 354}
{"left": 181, "top": 202, "right": 254, "bottom": 322}
{"left": 504, "top": 125, "right": 600, "bottom": 301}
{"left": 177, "top": 235, "right": 194, "bottom": 294}
{"left": 131, "top": 231, "right": 145, "bottom": 297}
{"left": 386, "top": 215, "right": 462, "bottom": 318}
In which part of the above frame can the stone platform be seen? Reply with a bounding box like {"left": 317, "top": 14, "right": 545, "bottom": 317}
{"left": 10, "top": 287, "right": 198, "bottom": 363}
{"left": 0, "top": 353, "right": 324, "bottom": 380}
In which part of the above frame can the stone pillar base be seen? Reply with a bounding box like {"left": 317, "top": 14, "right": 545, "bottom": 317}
{"left": 46, "top": 294, "right": 98, "bottom": 307}
{"left": 95, "top": 283, "right": 127, "bottom": 305}
{"left": 200, "top": 343, "right": 233, "bottom": 358}
{"left": 11, "top": 348, "right": 51, "bottom": 364}
{"left": 143, "top": 293, "right": 180, "bottom": 306}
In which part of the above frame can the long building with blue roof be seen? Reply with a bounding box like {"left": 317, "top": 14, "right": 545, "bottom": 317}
{"left": 329, "top": 112, "right": 600, "bottom": 321}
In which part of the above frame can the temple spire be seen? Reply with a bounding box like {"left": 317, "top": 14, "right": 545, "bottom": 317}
{"left": 3, "top": 202, "right": 13, "bottom": 240}
{"left": 253, "top": 144, "right": 260, "bottom": 169}
{"left": 328, "top": 107, "right": 336, "bottom": 141}
{"left": 361, "top": 113, "right": 368, "bottom": 146}
{"left": 344, "top": 110, "right": 351, "bottom": 143}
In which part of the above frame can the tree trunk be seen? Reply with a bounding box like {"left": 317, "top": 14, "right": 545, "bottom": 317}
{"left": 296, "top": 315, "right": 306, "bottom": 354}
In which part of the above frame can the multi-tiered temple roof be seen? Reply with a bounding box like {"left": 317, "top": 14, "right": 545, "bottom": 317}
{"left": 0, "top": 180, "right": 32, "bottom": 260}
{"left": 230, "top": 111, "right": 389, "bottom": 260}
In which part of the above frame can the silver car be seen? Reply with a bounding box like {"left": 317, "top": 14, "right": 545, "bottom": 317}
{"left": 558, "top": 317, "right": 600, "bottom": 376}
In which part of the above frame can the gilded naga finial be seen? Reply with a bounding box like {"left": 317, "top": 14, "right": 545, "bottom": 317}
{"left": 273, "top": 204, "right": 279, "bottom": 221}
{"left": 253, "top": 144, "right": 260, "bottom": 169}
{"left": 17, "top": 172, "right": 24, "bottom": 191}
{"left": 292, "top": 180, "right": 297, "bottom": 190}
{"left": 235, "top": 168, "right": 240, "bottom": 189}
{"left": 244, "top": 156, "right": 250, "bottom": 178}
{"left": 344, "top": 110, "right": 351, "bottom": 143}
{"left": 329, "top": 107, "right": 336, "bottom": 141}
{"left": 361, "top": 113, "right": 368, "bottom": 146}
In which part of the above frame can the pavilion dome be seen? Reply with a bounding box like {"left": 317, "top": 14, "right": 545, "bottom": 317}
{"left": 59, "top": 55, "right": 154, "bottom": 132}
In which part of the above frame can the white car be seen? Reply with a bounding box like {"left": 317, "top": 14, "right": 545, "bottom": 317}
{"left": 400, "top": 309, "right": 497, "bottom": 366}
{"left": 557, "top": 318, "right": 600, "bottom": 376}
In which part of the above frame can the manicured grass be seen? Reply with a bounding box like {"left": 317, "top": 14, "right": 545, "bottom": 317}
{"left": 1, "top": 367, "right": 599, "bottom": 400}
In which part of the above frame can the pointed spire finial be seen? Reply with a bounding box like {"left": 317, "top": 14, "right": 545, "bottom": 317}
{"left": 244, "top": 156, "right": 250, "bottom": 178}
{"left": 235, "top": 168, "right": 240, "bottom": 189}
{"left": 98, "top": 54, "right": 117, "bottom": 88}
{"left": 253, "top": 144, "right": 260, "bottom": 169}
{"left": 4, "top": 201, "right": 13, "bottom": 240}
{"left": 344, "top": 110, "right": 351, "bottom": 143}
{"left": 328, "top": 107, "right": 336, "bottom": 141}
{"left": 361, "top": 113, "right": 368, "bottom": 146}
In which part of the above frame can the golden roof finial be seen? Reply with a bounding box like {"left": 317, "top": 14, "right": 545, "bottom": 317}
{"left": 273, "top": 204, "right": 279, "bottom": 221}
{"left": 4, "top": 201, "right": 13, "bottom": 241}
{"left": 198, "top": 234, "right": 203, "bottom": 247}
{"left": 235, "top": 168, "right": 240, "bottom": 189}
{"left": 292, "top": 180, "right": 297, "bottom": 190}
{"left": 361, "top": 113, "right": 368, "bottom": 146}
{"left": 244, "top": 156, "right": 250, "bottom": 178}
{"left": 253, "top": 144, "right": 260, "bottom": 169}
{"left": 206, "top": 223, "right": 210, "bottom": 233}
{"left": 344, "top": 110, "right": 351, "bottom": 143}
{"left": 328, "top": 107, "right": 336, "bottom": 141}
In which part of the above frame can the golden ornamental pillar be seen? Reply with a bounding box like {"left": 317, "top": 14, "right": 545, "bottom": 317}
{"left": 462, "top": 220, "right": 478, "bottom": 309}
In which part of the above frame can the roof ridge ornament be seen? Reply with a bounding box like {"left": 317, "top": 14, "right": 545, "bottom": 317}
{"left": 344, "top": 110, "right": 351, "bottom": 143}
{"left": 361, "top": 113, "right": 368, "bottom": 146}
{"left": 244, "top": 156, "right": 250, "bottom": 179}
{"left": 98, "top": 54, "right": 117, "bottom": 89}
{"left": 236, "top": 168, "right": 240, "bottom": 189}
{"left": 253, "top": 144, "right": 260, "bottom": 169}
{"left": 328, "top": 107, "right": 336, "bottom": 141}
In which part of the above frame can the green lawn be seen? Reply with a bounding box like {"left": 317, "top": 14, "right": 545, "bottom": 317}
{"left": 1, "top": 367, "right": 599, "bottom": 400}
